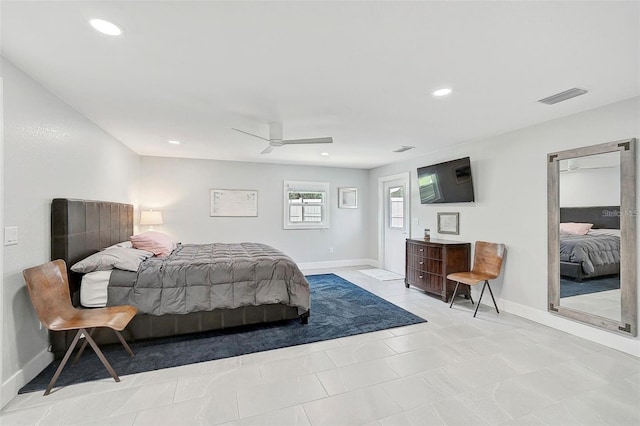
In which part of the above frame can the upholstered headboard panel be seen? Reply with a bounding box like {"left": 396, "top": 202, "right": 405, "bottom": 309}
{"left": 51, "top": 198, "right": 133, "bottom": 300}
{"left": 560, "top": 206, "right": 620, "bottom": 229}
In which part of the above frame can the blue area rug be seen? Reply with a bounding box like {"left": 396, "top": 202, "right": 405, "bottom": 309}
{"left": 20, "top": 273, "right": 425, "bottom": 394}
{"left": 560, "top": 275, "right": 620, "bottom": 298}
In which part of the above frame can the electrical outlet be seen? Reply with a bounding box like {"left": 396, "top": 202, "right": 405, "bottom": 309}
{"left": 329, "top": 247, "right": 334, "bottom": 253}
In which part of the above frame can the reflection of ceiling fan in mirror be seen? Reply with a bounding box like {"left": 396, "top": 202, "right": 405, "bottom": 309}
{"left": 560, "top": 156, "right": 620, "bottom": 172}
{"left": 232, "top": 122, "right": 333, "bottom": 154}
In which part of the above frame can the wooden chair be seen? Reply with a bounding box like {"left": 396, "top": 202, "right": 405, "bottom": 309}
{"left": 23, "top": 260, "right": 137, "bottom": 395}
{"left": 447, "top": 241, "right": 506, "bottom": 317}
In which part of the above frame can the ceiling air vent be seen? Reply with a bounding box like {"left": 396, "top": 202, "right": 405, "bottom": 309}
{"left": 538, "top": 88, "right": 588, "bottom": 105}
{"left": 393, "top": 146, "right": 415, "bottom": 153}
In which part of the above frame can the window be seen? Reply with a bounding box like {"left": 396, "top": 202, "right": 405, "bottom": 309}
{"left": 389, "top": 186, "right": 404, "bottom": 229}
{"left": 284, "top": 181, "right": 330, "bottom": 229}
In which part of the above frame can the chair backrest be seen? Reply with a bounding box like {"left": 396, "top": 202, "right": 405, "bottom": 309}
{"left": 471, "top": 241, "right": 506, "bottom": 278}
{"left": 23, "top": 259, "right": 74, "bottom": 329}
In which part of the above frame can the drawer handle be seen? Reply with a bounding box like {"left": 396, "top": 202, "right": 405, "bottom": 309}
{"left": 419, "top": 261, "right": 423, "bottom": 265}
{"left": 419, "top": 275, "right": 423, "bottom": 279}
{"left": 419, "top": 249, "right": 424, "bottom": 252}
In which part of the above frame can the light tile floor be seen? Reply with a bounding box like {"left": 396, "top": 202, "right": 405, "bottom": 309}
{"left": 2, "top": 266, "right": 639, "bottom": 425}
{"left": 561, "top": 289, "right": 621, "bottom": 321}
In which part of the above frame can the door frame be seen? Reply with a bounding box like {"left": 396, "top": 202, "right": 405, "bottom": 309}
{"left": 378, "top": 172, "right": 411, "bottom": 269}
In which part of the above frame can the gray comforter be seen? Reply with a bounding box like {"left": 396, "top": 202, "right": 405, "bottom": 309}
{"left": 108, "top": 243, "right": 310, "bottom": 316}
{"left": 560, "top": 234, "right": 620, "bottom": 275}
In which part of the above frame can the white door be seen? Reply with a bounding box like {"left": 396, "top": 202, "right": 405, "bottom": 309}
{"left": 383, "top": 177, "right": 409, "bottom": 275}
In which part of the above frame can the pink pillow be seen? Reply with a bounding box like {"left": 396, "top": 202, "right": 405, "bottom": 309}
{"left": 130, "top": 231, "right": 176, "bottom": 257}
{"left": 560, "top": 222, "right": 593, "bottom": 236}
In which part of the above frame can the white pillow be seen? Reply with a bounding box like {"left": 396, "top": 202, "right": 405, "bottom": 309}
{"left": 104, "top": 241, "right": 133, "bottom": 250}
{"left": 71, "top": 247, "right": 154, "bottom": 273}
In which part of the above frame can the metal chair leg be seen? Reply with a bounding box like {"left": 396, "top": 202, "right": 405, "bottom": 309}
{"left": 473, "top": 281, "right": 488, "bottom": 318}
{"left": 82, "top": 330, "right": 120, "bottom": 383}
{"left": 44, "top": 329, "right": 84, "bottom": 396}
{"left": 486, "top": 282, "right": 500, "bottom": 314}
{"left": 449, "top": 281, "right": 460, "bottom": 308}
{"left": 114, "top": 330, "right": 135, "bottom": 357}
{"left": 72, "top": 327, "right": 95, "bottom": 364}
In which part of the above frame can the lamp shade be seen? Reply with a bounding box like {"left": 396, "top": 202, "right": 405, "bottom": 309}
{"left": 140, "top": 210, "right": 163, "bottom": 226}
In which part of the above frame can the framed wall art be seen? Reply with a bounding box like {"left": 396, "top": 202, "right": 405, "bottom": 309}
{"left": 210, "top": 189, "right": 258, "bottom": 217}
{"left": 437, "top": 212, "right": 459, "bottom": 235}
{"left": 338, "top": 187, "right": 358, "bottom": 208}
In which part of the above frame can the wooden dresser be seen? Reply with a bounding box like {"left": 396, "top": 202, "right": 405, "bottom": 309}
{"left": 405, "top": 239, "right": 471, "bottom": 302}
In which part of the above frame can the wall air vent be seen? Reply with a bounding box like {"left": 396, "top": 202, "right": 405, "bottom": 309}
{"left": 538, "top": 88, "right": 588, "bottom": 105}
{"left": 393, "top": 146, "right": 415, "bottom": 153}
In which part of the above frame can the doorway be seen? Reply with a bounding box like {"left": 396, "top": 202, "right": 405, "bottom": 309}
{"left": 379, "top": 172, "right": 410, "bottom": 275}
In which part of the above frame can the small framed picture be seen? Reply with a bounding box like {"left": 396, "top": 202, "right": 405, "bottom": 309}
{"left": 437, "top": 212, "right": 459, "bottom": 235}
{"left": 338, "top": 187, "right": 358, "bottom": 208}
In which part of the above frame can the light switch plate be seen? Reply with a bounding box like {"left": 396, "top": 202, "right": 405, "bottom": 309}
{"left": 4, "top": 226, "right": 18, "bottom": 246}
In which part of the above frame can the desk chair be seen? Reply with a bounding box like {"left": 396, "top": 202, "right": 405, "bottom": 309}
{"left": 447, "top": 241, "right": 505, "bottom": 317}
{"left": 23, "top": 260, "right": 137, "bottom": 395}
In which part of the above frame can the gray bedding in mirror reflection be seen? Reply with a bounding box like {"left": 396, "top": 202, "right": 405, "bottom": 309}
{"left": 560, "top": 233, "right": 620, "bottom": 275}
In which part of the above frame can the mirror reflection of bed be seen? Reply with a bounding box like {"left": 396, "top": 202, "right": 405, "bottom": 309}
{"left": 558, "top": 152, "right": 621, "bottom": 322}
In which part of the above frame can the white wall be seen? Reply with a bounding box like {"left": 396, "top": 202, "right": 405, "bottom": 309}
{"left": 1, "top": 58, "right": 140, "bottom": 406}
{"left": 559, "top": 166, "right": 620, "bottom": 207}
{"left": 139, "top": 156, "right": 370, "bottom": 266}
{"left": 368, "top": 96, "right": 640, "bottom": 355}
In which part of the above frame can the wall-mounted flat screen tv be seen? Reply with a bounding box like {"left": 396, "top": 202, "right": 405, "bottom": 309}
{"left": 417, "top": 157, "right": 475, "bottom": 204}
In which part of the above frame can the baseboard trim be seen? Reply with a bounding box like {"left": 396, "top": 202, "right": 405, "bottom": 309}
{"left": 298, "top": 258, "right": 378, "bottom": 270}
{"left": 500, "top": 298, "right": 639, "bottom": 358}
{"left": 1, "top": 347, "right": 53, "bottom": 407}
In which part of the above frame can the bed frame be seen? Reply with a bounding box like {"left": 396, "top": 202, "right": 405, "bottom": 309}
{"left": 559, "top": 205, "right": 620, "bottom": 282}
{"left": 50, "top": 198, "right": 305, "bottom": 357}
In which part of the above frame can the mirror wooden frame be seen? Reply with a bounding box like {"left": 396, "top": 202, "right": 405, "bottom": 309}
{"left": 548, "top": 138, "right": 637, "bottom": 336}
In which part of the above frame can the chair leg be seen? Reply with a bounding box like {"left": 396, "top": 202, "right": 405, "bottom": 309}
{"left": 449, "top": 281, "right": 460, "bottom": 308}
{"left": 82, "top": 330, "right": 121, "bottom": 383}
{"left": 44, "top": 329, "right": 84, "bottom": 396}
{"left": 114, "top": 330, "right": 135, "bottom": 358}
{"left": 72, "top": 328, "right": 95, "bottom": 364}
{"left": 473, "top": 281, "right": 488, "bottom": 318}
{"left": 486, "top": 282, "right": 500, "bottom": 314}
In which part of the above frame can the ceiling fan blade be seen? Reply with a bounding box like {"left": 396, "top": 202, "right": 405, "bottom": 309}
{"left": 232, "top": 128, "right": 270, "bottom": 142}
{"left": 261, "top": 145, "right": 274, "bottom": 154}
{"left": 282, "top": 137, "right": 333, "bottom": 145}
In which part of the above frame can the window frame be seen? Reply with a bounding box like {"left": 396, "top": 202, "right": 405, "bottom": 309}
{"left": 283, "top": 180, "right": 330, "bottom": 230}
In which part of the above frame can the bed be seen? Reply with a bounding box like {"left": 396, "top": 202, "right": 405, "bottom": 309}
{"left": 559, "top": 206, "right": 621, "bottom": 282}
{"left": 50, "top": 198, "right": 310, "bottom": 357}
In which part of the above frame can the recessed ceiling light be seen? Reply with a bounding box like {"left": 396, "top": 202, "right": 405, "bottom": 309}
{"left": 89, "top": 19, "right": 123, "bottom": 36}
{"left": 432, "top": 88, "right": 452, "bottom": 97}
{"left": 320, "top": 152, "right": 329, "bottom": 156}
{"left": 168, "top": 140, "right": 181, "bottom": 145}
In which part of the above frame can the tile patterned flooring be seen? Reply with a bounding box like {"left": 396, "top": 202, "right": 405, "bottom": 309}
{"left": 1, "top": 267, "right": 639, "bottom": 425}
{"left": 561, "top": 289, "right": 621, "bottom": 321}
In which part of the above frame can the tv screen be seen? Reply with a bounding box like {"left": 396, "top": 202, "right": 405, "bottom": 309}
{"left": 417, "top": 157, "right": 475, "bottom": 204}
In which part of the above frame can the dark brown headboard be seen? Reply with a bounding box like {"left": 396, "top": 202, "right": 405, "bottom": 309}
{"left": 560, "top": 206, "right": 620, "bottom": 229}
{"left": 51, "top": 198, "right": 133, "bottom": 301}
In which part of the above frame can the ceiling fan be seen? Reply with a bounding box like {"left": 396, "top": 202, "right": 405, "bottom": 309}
{"left": 560, "top": 158, "right": 619, "bottom": 172}
{"left": 233, "top": 122, "right": 333, "bottom": 154}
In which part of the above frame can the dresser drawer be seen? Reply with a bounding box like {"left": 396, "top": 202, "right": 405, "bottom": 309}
{"left": 407, "top": 242, "right": 443, "bottom": 259}
{"left": 407, "top": 255, "right": 443, "bottom": 274}
{"left": 407, "top": 268, "right": 443, "bottom": 293}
